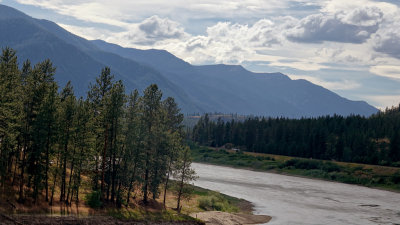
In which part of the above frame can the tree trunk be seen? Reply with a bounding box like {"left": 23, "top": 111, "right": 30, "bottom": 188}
{"left": 66, "top": 145, "right": 76, "bottom": 205}
{"left": 126, "top": 161, "right": 137, "bottom": 204}
{"left": 50, "top": 149, "right": 61, "bottom": 206}
{"left": 111, "top": 120, "right": 117, "bottom": 203}
{"left": 18, "top": 146, "right": 26, "bottom": 202}
{"left": 163, "top": 160, "right": 172, "bottom": 208}
{"left": 143, "top": 152, "right": 150, "bottom": 204}
{"left": 100, "top": 126, "right": 108, "bottom": 201}
{"left": 176, "top": 160, "right": 187, "bottom": 213}
{"left": 45, "top": 125, "right": 51, "bottom": 202}
{"left": 60, "top": 124, "right": 70, "bottom": 202}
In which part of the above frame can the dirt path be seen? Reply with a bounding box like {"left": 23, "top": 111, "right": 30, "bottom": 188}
{"left": 190, "top": 211, "right": 271, "bottom": 225}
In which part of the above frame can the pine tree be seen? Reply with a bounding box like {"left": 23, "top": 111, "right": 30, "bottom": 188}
{"left": 123, "top": 90, "right": 145, "bottom": 204}
{"left": 87, "top": 67, "right": 114, "bottom": 200}
{"left": 141, "top": 84, "right": 162, "bottom": 204}
{"left": 174, "top": 146, "right": 197, "bottom": 212}
{"left": 58, "top": 81, "right": 76, "bottom": 203}
{"left": 0, "top": 48, "right": 21, "bottom": 190}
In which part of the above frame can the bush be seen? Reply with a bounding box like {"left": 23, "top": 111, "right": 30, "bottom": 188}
{"left": 198, "top": 194, "right": 238, "bottom": 212}
{"left": 198, "top": 197, "right": 213, "bottom": 210}
{"left": 392, "top": 172, "right": 400, "bottom": 184}
{"left": 85, "top": 190, "right": 102, "bottom": 208}
{"left": 321, "top": 162, "right": 341, "bottom": 172}
{"left": 280, "top": 158, "right": 341, "bottom": 172}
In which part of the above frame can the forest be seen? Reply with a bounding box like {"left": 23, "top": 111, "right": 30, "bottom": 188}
{"left": 0, "top": 48, "right": 195, "bottom": 211}
{"left": 191, "top": 107, "right": 400, "bottom": 167}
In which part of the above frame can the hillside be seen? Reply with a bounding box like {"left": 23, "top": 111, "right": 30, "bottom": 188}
{"left": 0, "top": 4, "right": 378, "bottom": 117}
{"left": 0, "top": 4, "right": 199, "bottom": 112}
{"left": 93, "top": 40, "right": 378, "bottom": 117}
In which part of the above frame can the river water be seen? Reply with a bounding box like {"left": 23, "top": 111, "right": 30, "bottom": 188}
{"left": 191, "top": 163, "right": 400, "bottom": 225}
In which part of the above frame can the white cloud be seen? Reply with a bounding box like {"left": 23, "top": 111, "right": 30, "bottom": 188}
{"left": 372, "top": 16, "right": 400, "bottom": 59}
{"left": 370, "top": 65, "right": 400, "bottom": 79}
{"left": 288, "top": 74, "right": 362, "bottom": 90}
{"left": 14, "top": 0, "right": 291, "bottom": 25}
{"left": 285, "top": 6, "right": 383, "bottom": 43}
{"left": 58, "top": 23, "right": 112, "bottom": 40}
{"left": 16, "top": 0, "right": 130, "bottom": 27}
{"left": 121, "top": 16, "right": 189, "bottom": 45}
{"left": 8, "top": 0, "right": 400, "bottom": 109}
{"left": 364, "top": 94, "right": 400, "bottom": 109}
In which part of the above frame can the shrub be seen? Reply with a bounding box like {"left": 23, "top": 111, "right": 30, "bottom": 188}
{"left": 85, "top": 190, "right": 102, "bottom": 208}
{"left": 321, "top": 162, "right": 341, "bottom": 172}
{"left": 392, "top": 172, "right": 400, "bottom": 184}
{"left": 198, "top": 194, "right": 238, "bottom": 212}
{"left": 198, "top": 197, "right": 213, "bottom": 210}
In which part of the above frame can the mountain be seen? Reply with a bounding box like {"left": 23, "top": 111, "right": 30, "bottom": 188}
{"left": 0, "top": 4, "right": 378, "bottom": 117}
{"left": 0, "top": 4, "right": 200, "bottom": 112}
{"left": 92, "top": 40, "right": 378, "bottom": 117}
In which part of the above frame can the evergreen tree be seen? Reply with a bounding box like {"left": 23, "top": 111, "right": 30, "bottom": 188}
{"left": 141, "top": 84, "right": 162, "bottom": 204}
{"left": 174, "top": 146, "right": 197, "bottom": 212}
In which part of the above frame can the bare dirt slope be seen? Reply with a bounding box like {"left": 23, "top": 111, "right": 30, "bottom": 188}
{"left": 190, "top": 211, "right": 271, "bottom": 225}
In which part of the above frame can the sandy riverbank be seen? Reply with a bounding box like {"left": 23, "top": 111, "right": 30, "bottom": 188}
{"left": 190, "top": 211, "right": 271, "bottom": 225}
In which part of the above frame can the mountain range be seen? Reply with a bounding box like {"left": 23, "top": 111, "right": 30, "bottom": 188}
{"left": 0, "top": 4, "right": 378, "bottom": 117}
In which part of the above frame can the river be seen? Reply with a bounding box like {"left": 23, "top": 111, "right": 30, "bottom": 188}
{"left": 191, "top": 163, "right": 400, "bottom": 225}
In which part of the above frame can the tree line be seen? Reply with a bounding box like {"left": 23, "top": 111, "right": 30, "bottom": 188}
{"left": 0, "top": 48, "right": 195, "bottom": 211}
{"left": 191, "top": 108, "right": 400, "bottom": 167}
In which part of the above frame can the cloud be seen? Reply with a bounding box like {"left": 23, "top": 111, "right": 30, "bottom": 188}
{"left": 337, "top": 6, "right": 383, "bottom": 26}
{"left": 122, "top": 16, "right": 189, "bottom": 45}
{"left": 9, "top": 0, "right": 400, "bottom": 109}
{"left": 58, "top": 23, "right": 112, "bottom": 40}
{"left": 286, "top": 6, "right": 383, "bottom": 44}
{"left": 372, "top": 14, "right": 400, "bottom": 59}
{"left": 373, "top": 32, "right": 400, "bottom": 59}
{"left": 138, "top": 16, "right": 186, "bottom": 40}
{"left": 288, "top": 74, "right": 362, "bottom": 90}
{"left": 370, "top": 65, "right": 400, "bottom": 79}
{"left": 364, "top": 94, "right": 400, "bottom": 109}
{"left": 14, "top": 0, "right": 292, "bottom": 26}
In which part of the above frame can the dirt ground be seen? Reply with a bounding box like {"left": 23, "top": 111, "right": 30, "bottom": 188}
{"left": 0, "top": 214, "right": 204, "bottom": 225}
{"left": 189, "top": 211, "right": 271, "bottom": 225}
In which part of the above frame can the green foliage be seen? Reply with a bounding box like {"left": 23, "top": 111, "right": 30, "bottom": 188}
{"left": 85, "top": 190, "right": 103, "bottom": 208}
{"left": 198, "top": 193, "right": 238, "bottom": 212}
{"left": 0, "top": 48, "right": 195, "bottom": 212}
{"left": 190, "top": 143, "right": 400, "bottom": 191}
{"left": 191, "top": 109, "right": 400, "bottom": 167}
{"left": 392, "top": 172, "right": 400, "bottom": 184}
{"left": 107, "top": 208, "right": 202, "bottom": 223}
{"left": 279, "top": 159, "right": 341, "bottom": 173}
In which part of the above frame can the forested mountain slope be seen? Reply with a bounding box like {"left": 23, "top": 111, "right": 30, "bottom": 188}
{"left": 1, "top": 4, "right": 378, "bottom": 117}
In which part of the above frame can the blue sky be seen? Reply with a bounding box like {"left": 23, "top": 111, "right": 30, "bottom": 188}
{"left": 1, "top": 0, "right": 400, "bottom": 109}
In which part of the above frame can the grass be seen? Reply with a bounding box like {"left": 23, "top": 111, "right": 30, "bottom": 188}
{"left": 106, "top": 207, "right": 200, "bottom": 222}
{"left": 163, "top": 180, "right": 250, "bottom": 215}
{"left": 190, "top": 144, "right": 400, "bottom": 192}
{"left": 191, "top": 185, "right": 243, "bottom": 213}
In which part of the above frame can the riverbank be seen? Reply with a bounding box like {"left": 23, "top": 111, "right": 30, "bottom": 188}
{"left": 190, "top": 211, "right": 271, "bottom": 225}
{"left": 190, "top": 144, "right": 400, "bottom": 192}
{"left": 0, "top": 183, "right": 268, "bottom": 225}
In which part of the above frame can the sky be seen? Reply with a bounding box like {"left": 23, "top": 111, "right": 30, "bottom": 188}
{"left": 1, "top": 0, "right": 400, "bottom": 109}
